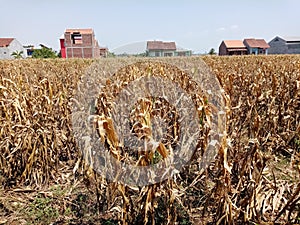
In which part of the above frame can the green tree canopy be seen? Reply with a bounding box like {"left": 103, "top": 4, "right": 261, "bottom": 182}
{"left": 208, "top": 48, "right": 217, "bottom": 55}
{"left": 32, "top": 47, "right": 58, "bottom": 58}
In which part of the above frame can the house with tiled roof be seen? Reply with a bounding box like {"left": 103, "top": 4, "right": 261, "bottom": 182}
{"left": 60, "top": 28, "right": 103, "bottom": 58}
{"left": 268, "top": 36, "right": 300, "bottom": 54}
{"left": 0, "top": 38, "right": 27, "bottom": 59}
{"left": 219, "top": 38, "right": 270, "bottom": 55}
{"left": 146, "top": 41, "right": 191, "bottom": 57}
{"left": 243, "top": 38, "right": 270, "bottom": 55}
{"left": 219, "top": 40, "right": 248, "bottom": 56}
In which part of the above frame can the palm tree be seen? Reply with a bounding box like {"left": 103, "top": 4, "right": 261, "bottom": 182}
{"left": 11, "top": 50, "right": 24, "bottom": 59}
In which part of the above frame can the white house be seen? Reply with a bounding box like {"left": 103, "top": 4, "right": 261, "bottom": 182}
{"left": 146, "top": 41, "right": 192, "bottom": 57}
{"left": 0, "top": 38, "right": 27, "bottom": 59}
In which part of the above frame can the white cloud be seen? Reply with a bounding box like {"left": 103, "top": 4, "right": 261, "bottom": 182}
{"left": 230, "top": 25, "right": 239, "bottom": 30}
{"left": 216, "top": 25, "right": 238, "bottom": 33}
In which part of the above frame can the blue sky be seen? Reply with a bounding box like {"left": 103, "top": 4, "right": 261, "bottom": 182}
{"left": 1, "top": 0, "right": 299, "bottom": 54}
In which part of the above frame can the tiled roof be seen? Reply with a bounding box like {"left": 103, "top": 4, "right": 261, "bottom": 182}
{"left": 147, "top": 41, "right": 176, "bottom": 50}
{"left": 65, "top": 28, "right": 94, "bottom": 34}
{"left": 244, "top": 39, "right": 270, "bottom": 48}
{"left": 223, "top": 40, "right": 246, "bottom": 48}
{"left": 0, "top": 38, "right": 14, "bottom": 47}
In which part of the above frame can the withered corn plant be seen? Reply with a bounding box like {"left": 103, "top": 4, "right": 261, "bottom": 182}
{"left": 0, "top": 59, "right": 92, "bottom": 187}
{"left": 72, "top": 57, "right": 225, "bottom": 225}
{"left": 0, "top": 56, "right": 299, "bottom": 225}
{"left": 203, "top": 55, "right": 300, "bottom": 224}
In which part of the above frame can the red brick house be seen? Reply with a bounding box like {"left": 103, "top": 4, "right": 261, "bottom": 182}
{"left": 219, "top": 40, "right": 248, "bottom": 56}
{"left": 60, "top": 28, "right": 101, "bottom": 58}
{"left": 219, "top": 39, "right": 270, "bottom": 55}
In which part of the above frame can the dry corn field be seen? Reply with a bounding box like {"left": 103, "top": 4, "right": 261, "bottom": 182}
{"left": 0, "top": 56, "right": 299, "bottom": 224}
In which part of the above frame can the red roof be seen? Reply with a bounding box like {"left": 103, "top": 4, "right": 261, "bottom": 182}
{"left": 223, "top": 40, "right": 246, "bottom": 48}
{"left": 244, "top": 39, "right": 270, "bottom": 48}
{"left": 147, "top": 41, "right": 176, "bottom": 50}
{"left": 0, "top": 38, "right": 14, "bottom": 47}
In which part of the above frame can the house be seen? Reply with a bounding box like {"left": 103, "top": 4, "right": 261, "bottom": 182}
{"left": 146, "top": 41, "right": 191, "bottom": 57}
{"left": 243, "top": 38, "right": 270, "bottom": 55}
{"left": 268, "top": 36, "right": 300, "bottom": 54}
{"left": 60, "top": 28, "right": 102, "bottom": 58}
{"left": 219, "top": 40, "right": 248, "bottom": 56}
{"left": 219, "top": 38, "right": 270, "bottom": 56}
{"left": 175, "top": 46, "right": 192, "bottom": 57}
{"left": 23, "top": 45, "right": 35, "bottom": 57}
{"left": 99, "top": 47, "right": 108, "bottom": 58}
{"left": 0, "top": 38, "right": 27, "bottom": 59}
{"left": 147, "top": 41, "right": 176, "bottom": 57}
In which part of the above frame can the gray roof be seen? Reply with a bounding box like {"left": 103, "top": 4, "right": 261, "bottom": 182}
{"left": 282, "top": 36, "right": 300, "bottom": 42}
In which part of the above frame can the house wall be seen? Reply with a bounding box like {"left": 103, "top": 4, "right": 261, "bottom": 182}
{"left": 269, "top": 39, "right": 300, "bottom": 54}
{"left": 147, "top": 49, "right": 191, "bottom": 57}
{"left": 0, "top": 47, "right": 10, "bottom": 59}
{"left": 66, "top": 47, "right": 94, "bottom": 58}
{"left": 175, "top": 50, "right": 192, "bottom": 56}
{"left": 248, "top": 47, "right": 258, "bottom": 55}
{"left": 228, "top": 50, "right": 247, "bottom": 55}
{"left": 147, "top": 50, "right": 176, "bottom": 57}
{"left": 268, "top": 37, "right": 288, "bottom": 54}
{"left": 60, "top": 39, "right": 66, "bottom": 58}
{"left": 100, "top": 48, "right": 108, "bottom": 57}
{"left": 64, "top": 32, "right": 94, "bottom": 47}
{"left": 286, "top": 42, "right": 300, "bottom": 54}
{"left": 64, "top": 32, "right": 100, "bottom": 58}
{"left": 219, "top": 42, "right": 228, "bottom": 55}
{"left": 147, "top": 50, "right": 156, "bottom": 57}
{"left": 0, "top": 39, "right": 27, "bottom": 59}
{"left": 163, "top": 51, "right": 175, "bottom": 57}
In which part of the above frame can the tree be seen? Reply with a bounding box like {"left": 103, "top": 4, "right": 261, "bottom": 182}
{"left": 107, "top": 51, "right": 116, "bottom": 58}
{"left": 11, "top": 50, "right": 24, "bottom": 59}
{"left": 32, "top": 46, "right": 58, "bottom": 58}
{"left": 208, "top": 48, "right": 217, "bottom": 55}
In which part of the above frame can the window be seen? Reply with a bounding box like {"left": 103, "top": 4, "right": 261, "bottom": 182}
{"left": 164, "top": 52, "right": 173, "bottom": 57}
{"left": 177, "top": 52, "right": 187, "bottom": 56}
{"left": 288, "top": 43, "right": 300, "bottom": 49}
{"left": 155, "top": 51, "right": 160, "bottom": 57}
{"left": 71, "top": 32, "right": 83, "bottom": 44}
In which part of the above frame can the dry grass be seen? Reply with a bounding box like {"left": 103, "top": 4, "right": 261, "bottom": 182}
{"left": 0, "top": 55, "right": 299, "bottom": 224}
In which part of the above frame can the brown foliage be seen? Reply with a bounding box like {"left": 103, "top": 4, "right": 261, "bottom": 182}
{"left": 0, "top": 56, "right": 299, "bottom": 224}
{"left": 203, "top": 55, "right": 300, "bottom": 223}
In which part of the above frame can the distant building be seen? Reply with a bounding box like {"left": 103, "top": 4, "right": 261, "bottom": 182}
{"left": 219, "top": 40, "right": 248, "bottom": 56}
{"left": 23, "top": 45, "right": 35, "bottom": 57}
{"left": 243, "top": 39, "right": 270, "bottom": 55}
{"left": 268, "top": 36, "right": 300, "bottom": 54}
{"left": 219, "top": 38, "right": 269, "bottom": 56}
{"left": 146, "top": 41, "right": 191, "bottom": 57}
{"left": 99, "top": 47, "right": 109, "bottom": 58}
{"left": 60, "top": 28, "right": 104, "bottom": 58}
{"left": 0, "top": 38, "right": 27, "bottom": 59}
